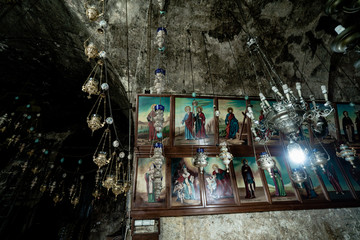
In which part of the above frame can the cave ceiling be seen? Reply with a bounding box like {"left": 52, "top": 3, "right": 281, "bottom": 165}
{"left": 0, "top": 0, "right": 359, "bottom": 133}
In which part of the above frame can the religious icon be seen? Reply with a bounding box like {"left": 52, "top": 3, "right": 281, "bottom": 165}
{"left": 225, "top": 107, "right": 239, "bottom": 139}
{"left": 336, "top": 103, "right": 360, "bottom": 144}
{"left": 271, "top": 163, "right": 287, "bottom": 197}
{"left": 316, "top": 147, "right": 353, "bottom": 200}
{"left": 171, "top": 158, "right": 201, "bottom": 207}
{"left": 301, "top": 169, "right": 318, "bottom": 199}
{"left": 336, "top": 151, "right": 360, "bottom": 198}
{"left": 343, "top": 111, "right": 355, "bottom": 143}
{"left": 204, "top": 157, "right": 235, "bottom": 205}
{"left": 136, "top": 96, "right": 170, "bottom": 146}
{"left": 147, "top": 104, "right": 157, "bottom": 142}
{"left": 249, "top": 100, "right": 280, "bottom": 145}
{"left": 263, "top": 156, "right": 297, "bottom": 201}
{"left": 241, "top": 159, "right": 256, "bottom": 198}
{"left": 181, "top": 106, "right": 195, "bottom": 140}
{"left": 195, "top": 106, "right": 207, "bottom": 139}
{"left": 175, "top": 97, "right": 215, "bottom": 145}
{"left": 296, "top": 168, "right": 325, "bottom": 200}
{"left": 233, "top": 157, "right": 267, "bottom": 203}
{"left": 218, "top": 99, "right": 246, "bottom": 145}
{"left": 134, "top": 158, "right": 166, "bottom": 208}
{"left": 145, "top": 163, "right": 156, "bottom": 203}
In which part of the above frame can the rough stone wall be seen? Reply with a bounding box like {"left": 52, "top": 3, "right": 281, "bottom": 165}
{"left": 160, "top": 207, "right": 360, "bottom": 240}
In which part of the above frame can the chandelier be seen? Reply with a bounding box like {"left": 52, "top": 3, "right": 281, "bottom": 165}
{"left": 246, "top": 37, "right": 335, "bottom": 185}
{"left": 246, "top": 37, "right": 334, "bottom": 144}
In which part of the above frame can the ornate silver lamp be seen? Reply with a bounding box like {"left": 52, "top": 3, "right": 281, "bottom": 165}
{"left": 192, "top": 148, "right": 208, "bottom": 174}
{"left": 337, "top": 144, "right": 357, "bottom": 168}
{"left": 218, "top": 142, "right": 233, "bottom": 172}
{"left": 154, "top": 69, "right": 165, "bottom": 94}
{"left": 246, "top": 37, "right": 334, "bottom": 144}
{"left": 152, "top": 143, "right": 165, "bottom": 200}
{"left": 290, "top": 168, "right": 307, "bottom": 187}
{"left": 155, "top": 27, "right": 167, "bottom": 51}
{"left": 310, "top": 149, "right": 330, "bottom": 172}
{"left": 157, "top": 0, "right": 166, "bottom": 14}
{"left": 154, "top": 104, "right": 165, "bottom": 133}
{"left": 257, "top": 152, "right": 276, "bottom": 177}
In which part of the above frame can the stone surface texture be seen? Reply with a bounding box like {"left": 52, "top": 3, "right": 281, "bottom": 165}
{"left": 1, "top": 0, "right": 359, "bottom": 107}
{"left": 160, "top": 207, "right": 360, "bottom": 240}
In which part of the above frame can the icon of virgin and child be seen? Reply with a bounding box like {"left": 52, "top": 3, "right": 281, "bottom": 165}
{"left": 181, "top": 105, "right": 207, "bottom": 140}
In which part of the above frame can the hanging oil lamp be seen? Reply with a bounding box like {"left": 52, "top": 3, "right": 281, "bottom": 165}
{"left": 82, "top": 60, "right": 103, "bottom": 98}
{"left": 87, "top": 93, "right": 106, "bottom": 133}
{"left": 82, "top": 77, "right": 100, "bottom": 99}
{"left": 93, "top": 127, "right": 112, "bottom": 168}
{"left": 85, "top": 0, "right": 104, "bottom": 22}
{"left": 49, "top": 181, "right": 56, "bottom": 194}
{"left": 53, "top": 194, "right": 63, "bottom": 205}
{"left": 39, "top": 184, "right": 47, "bottom": 193}
{"left": 103, "top": 174, "right": 115, "bottom": 192}
{"left": 69, "top": 184, "right": 76, "bottom": 197}
{"left": 155, "top": 27, "right": 167, "bottom": 51}
{"left": 112, "top": 182, "right": 123, "bottom": 200}
{"left": 30, "top": 176, "right": 38, "bottom": 189}
{"left": 192, "top": 148, "right": 208, "bottom": 174}
{"left": 84, "top": 42, "right": 99, "bottom": 61}
{"left": 290, "top": 168, "right": 307, "bottom": 188}
{"left": 257, "top": 152, "right": 276, "bottom": 177}
{"left": 70, "top": 196, "right": 80, "bottom": 207}
{"left": 152, "top": 143, "right": 164, "bottom": 200}
{"left": 310, "top": 149, "right": 329, "bottom": 172}
{"left": 93, "top": 150, "right": 110, "bottom": 169}
{"left": 93, "top": 121, "right": 114, "bottom": 168}
{"left": 218, "top": 141, "right": 233, "bottom": 172}
{"left": 337, "top": 144, "right": 357, "bottom": 168}
{"left": 154, "top": 104, "right": 165, "bottom": 133}
{"left": 154, "top": 69, "right": 165, "bottom": 94}
{"left": 157, "top": 0, "right": 166, "bottom": 14}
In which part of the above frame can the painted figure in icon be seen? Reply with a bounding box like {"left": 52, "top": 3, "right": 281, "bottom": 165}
{"left": 342, "top": 111, "right": 355, "bottom": 143}
{"left": 173, "top": 182, "right": 185, "bottom": 203}
{"left": 241, "top": 159, "right": 256, "bottom": 198}
{"left": 324, "top": 163, "right": 344, "bottom": 195}
{"left": 302, "top": 169, "right": 318, "bottom": 199}
{"left": 175, "top": 165, "right": 196, "bottom": 200}
{"left": 144, "top": 163, "right": 155, "bottom": 202}
{"left": 181, "top": 106, "right": 195, "bottom": 140}
{"left": 212, "top": 164, "right": 233, "bottom": 198}
{"left": 195, "top": 106, "right": 207, "bottom": 139}
{"left": 356, "top": 111, "right": 360, "bottom": 141}
{"left": 225, "top": 107, "right": 239, "bottom": 139}
{"left": 146, "top": 104, "right": 158, "bottom": 141}
{"left": 350, "top": 166, "right": 360, "bottom": 187}
{"left": 206, "top": 175, "right": 217, "bottom": 196}
{"left": 271, "top": 164, "right": 287, "bottom": 197}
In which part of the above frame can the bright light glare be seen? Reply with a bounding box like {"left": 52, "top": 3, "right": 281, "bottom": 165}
{"left": 287, "top": 142, "right": 306, "bottom": 164}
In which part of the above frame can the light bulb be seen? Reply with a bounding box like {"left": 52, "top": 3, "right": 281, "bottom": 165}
{"left": 287, "top": 141, "right": 306, "bottom": 164}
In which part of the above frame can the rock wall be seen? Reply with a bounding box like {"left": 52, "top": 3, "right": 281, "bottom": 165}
{"left": 160, "top": 207, "right": 360, "bottom": 240}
